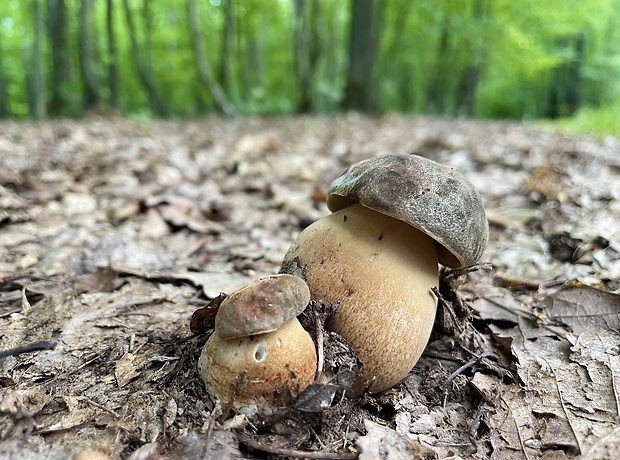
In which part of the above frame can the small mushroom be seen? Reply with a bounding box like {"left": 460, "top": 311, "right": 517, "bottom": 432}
{"left": 197, "top": 274, "right": 317, "bottom": 415}
{"left": 281, "top": 154, "right": 488, "bottom": 393}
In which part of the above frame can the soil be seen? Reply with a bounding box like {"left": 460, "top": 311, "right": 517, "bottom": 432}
{"left": 1, "top": 114, "right": 620, "bottom": 459}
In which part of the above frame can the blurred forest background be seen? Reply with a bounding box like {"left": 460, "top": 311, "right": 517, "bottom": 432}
{"left": 0, "top": 0, "right": 619, "bottom": 135}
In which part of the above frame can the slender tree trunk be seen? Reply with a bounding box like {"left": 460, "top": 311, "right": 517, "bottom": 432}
{"left": 28, "top": 0, "right": 46, "bottom": 118}
{"left": 106, "top": 0, "right": 118, "bottom": 107}
{"left": 547, "top": 34, "right": 585, "bottom": 118}
{"left": 425, "top": 18, "right": 449, "bottom": 114}
{"left": 342, "top": 0, "right": 380, "bottom": 112}
{"left": 0, "top": 33, "right": 8, "bottom": 117}
{"left": 455, "top": 0, "right": 487, "bottom": 117}
{"left": 379, "top": 1, "right": 412, "bottom": 111}
{"left": 186, "top": 0, "right": 235, "bottom": 116}
{"left": 292, "top": 0, "right": 308, "bottom": 112}
{"left": 321, "top": 3, "right": 340, "bottom": 111}
{"left": 235, "top": 9, "right": 248, "bottom": 103}
{"left": 293, "top": 0, "right": 322, "bottom": 113}
{"left": 246, "top": 30, "right": 264, "bottom": 91}
{"left": 565, "top": 33, "right": 584, "bottom": 114}
{"left": 79, "top": 0, "right": 100, "bottom": 110}
{"left": 121, "top": 0, "right": 170, "bottom": 116}
{"left": 47, "top": 0, "right": 72, "bottom": 115}
{"left": 142, "top": 0, "right": 156, "bottom": 109}
{"left": 217, "top": 0, "right": 234, "bottom": 95}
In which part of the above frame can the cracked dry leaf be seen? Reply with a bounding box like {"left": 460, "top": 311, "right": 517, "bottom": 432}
{"left": 357, "top": 420, "right": 435, "bottom": 460}
{"left": 546, "top": 284, "right": 620, "bottom": 333}
{"left": 115, "top": 353, "right": 139, "bottom": 388}
{"left": 486, "top": 324, "right": 620, "bottom": 458}
{"left": 569, "top": 331, "right": 620, "bottom": 419}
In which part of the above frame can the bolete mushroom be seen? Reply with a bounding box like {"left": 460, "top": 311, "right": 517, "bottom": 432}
{"left": 281, "top": 154, "right": 488, "bottom": 393}
{"left": 198, "top": 274, "right": 317, "bottom": 415}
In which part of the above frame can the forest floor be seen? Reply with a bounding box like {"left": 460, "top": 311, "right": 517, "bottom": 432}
{"left": 1, "top": 114, "right": 620, "bottom": 460}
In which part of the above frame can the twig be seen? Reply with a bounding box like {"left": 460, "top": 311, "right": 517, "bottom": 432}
{"left": 493, "top": 273, "right": 541, "bottom": 290}
{"left": 238, "top": 433, "right": 359, "bottom": 459}
{"left": 441, "top": 351, "right": 496, "bottom": 388}
{"left": 0, "top": 341, "right": 56, "bottom": 359}
{"left": 443, "top": 262, "right": 493, "bottom": 283}
{"left": 314, "top": 306, "right": 325, "bottom": 382}
{"left": 0, "top": 307, "right": 21, "bottom": 319}
{"left": 202, "top": 416, "right": 216, "bottom": 460}
{"left": 421, "top": 351, "right": 465, "bottom": 364}
{"left": 432, "top": 286, "right": 464, "bottom": 333}
{"left": 85, "top": 399, "right": 121, "bottom": 419}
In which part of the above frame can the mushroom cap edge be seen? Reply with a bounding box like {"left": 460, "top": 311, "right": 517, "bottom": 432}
{"left": 326, "top": 154, "right": 489, "bottom": 267}
{"left": 215, "top": 274, "right": 311, "bottom": 339}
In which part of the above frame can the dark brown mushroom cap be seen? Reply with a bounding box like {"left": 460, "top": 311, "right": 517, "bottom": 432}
{"left": 326, "top": 154, "right": 488, "bottom": 267}
{"left": 215, "top": 274, "right": 311, "bottom": 339}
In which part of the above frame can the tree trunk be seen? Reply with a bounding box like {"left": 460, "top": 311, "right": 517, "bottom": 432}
{"left": 455, "top": 0, "right": 487, "bottom": 117}
{"left": 121, "top": 0, "right": 170, "bottom": 116}
{"left": 457, "top": 66, "right": 480, "bottom": 117}
{"left": 106, "top": 0, "right": 118, "bottom": 107}
{"left": 186, "top": 0, "right": 235, "bottom": 116}
{"left": 78, "top": 0, "right": 100, "bottom": 110}
{"left": 47, "top": 0, "right": 72, "bottom": 115}
{"left": 292, "top": 0, "right": 323, "bottom": 113}
{"left": 342, "top": 0, "right": 380, "bottom": 112}
{"left": 379, "top": 1, "right": 411, "bottom": 110}
{"left": 565, "top": 33, "right": 584, "bottom": 114}
{"left": 142, "top": 0, "right": 156, "bottom": 109}
{"left": 30, "top": 0, "right": 46, "bottom": 118}
{"left": 322, "top": 3, "right": 341, "bottom": 111}
{"left": 217, "top": 0, "right": 234, "bottom": 96}
{"left": 425, "top": 18, "right": 449, "bottom": 114}
{"left": 0, "top": 32, "right": 8, "bottom": 117}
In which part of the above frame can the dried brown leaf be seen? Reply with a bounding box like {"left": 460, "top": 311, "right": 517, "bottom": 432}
{"left": 115, "top": 353, "right": 139, "bottom": 388}
{"left": 547, "top": 285, "right": 620, "bottom": 333}
{"left": 357, "top": 420, "right": 435, "bottom": 460}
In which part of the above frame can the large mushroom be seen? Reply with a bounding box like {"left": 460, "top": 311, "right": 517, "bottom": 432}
{"left": 281, "top": 154, "right": 488, "bottom": 393}
{"left": 198, "top": 274, "right": 317, "bottom": 415}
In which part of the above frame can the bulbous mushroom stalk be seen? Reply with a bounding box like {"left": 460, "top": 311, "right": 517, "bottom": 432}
{"left": 281, "top": 154, "right": 488, "bottom": 393}
{"left": 198, "top": 274, "right": 317, "bottom": 416}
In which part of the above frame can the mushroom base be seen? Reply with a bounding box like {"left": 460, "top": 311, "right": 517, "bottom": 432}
{"left": 282, "top": 203, "right": 439, "bottom": 393}
{"left": 198, "top": 318, "right": 317, "bottom": 415}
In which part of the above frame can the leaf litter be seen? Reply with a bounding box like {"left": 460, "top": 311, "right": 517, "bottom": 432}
{"left": 1, "top": 114, "right": 620, "bottom": 459}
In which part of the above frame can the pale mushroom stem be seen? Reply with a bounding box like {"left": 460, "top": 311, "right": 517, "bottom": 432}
{"left": 282, "top": 203, "right": 439, "bottom": 393}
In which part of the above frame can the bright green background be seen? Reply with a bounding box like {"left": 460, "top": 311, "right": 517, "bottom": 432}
{"left": 1, "top": 0, "right": 619, "bottom": 136}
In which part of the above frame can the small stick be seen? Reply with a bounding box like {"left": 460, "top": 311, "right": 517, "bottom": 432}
{"left": 314, "top": 306, "right": 325, "bottom": 382}
{"left": 85, "top": 399, "right": 121, "bottom": 419}
{"left": 0, "top": 341, "right": 56, "bottom": 359}
{"left": 444, "top": 262, "right": 493, "bottom": 283}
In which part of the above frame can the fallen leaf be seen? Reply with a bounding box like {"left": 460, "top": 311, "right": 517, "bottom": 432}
{"left": 357, "top": 420, "right": 435, "bottom": 460}
{"left": 546, "top": 284, "right": 620, "bottom": 333}
{"left": 190, "top": 293, "right": 227, "bottom": 334}
{"left": 115, "top": 353, "right": 139, "bottom": 388}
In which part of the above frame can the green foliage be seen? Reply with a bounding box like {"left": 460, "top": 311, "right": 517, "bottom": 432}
{"left": 0, "top": 0, "right": 618, "bottom": 136}
{"left": 542, "top": 103, "right": 620, "bottom": 138}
